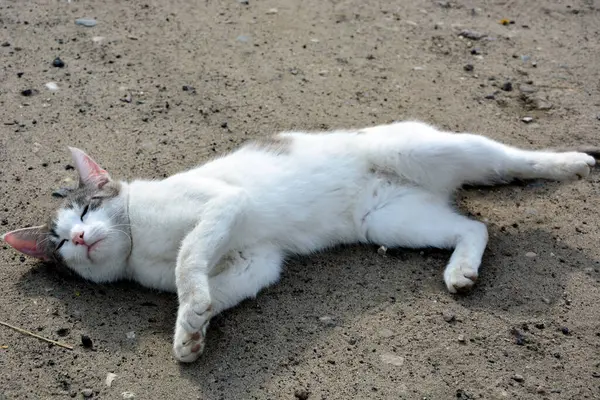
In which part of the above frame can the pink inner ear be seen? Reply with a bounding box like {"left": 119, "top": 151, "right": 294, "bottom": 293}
{"left": 3, "top": 231, "right": 49, "bottom": 260}
{"left": 69, "top": 147, "right": 110, "bottom": 188}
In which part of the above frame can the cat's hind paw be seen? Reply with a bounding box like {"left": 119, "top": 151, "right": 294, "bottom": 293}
{"left": 173, "top": 329, "right": 206, "bottom": 363}
{"left": 444, "top": 262, "right": 478, "bottom": 294}
{"left": 542, "top": 152, "right": 596, "bottom": 181}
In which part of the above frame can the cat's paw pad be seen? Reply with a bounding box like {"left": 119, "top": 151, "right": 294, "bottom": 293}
{"left": 444, "top": 263, "right": 478, "bottom": 294}
{"left": 546, "top": 153, "right": 596, "bottom": 180}
{"left": 173, "top": 327, "right": 206, "bottom": 363}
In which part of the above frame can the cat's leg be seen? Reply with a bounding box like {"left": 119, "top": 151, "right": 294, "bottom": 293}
{"left": 173, "top": 244, "right": 284, "bottom": 362}
{"left": 173, "top": 189, "right": 248, "bottom": 363}
{"left": 359, "top": 189, "right": 488, "bottom": 293}
{"left": 365, "top": 122, "right": 596, "bottom": 191}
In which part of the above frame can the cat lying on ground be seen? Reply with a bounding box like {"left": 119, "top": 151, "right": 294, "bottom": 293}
{"left": 2, "top": 121, "right": 597, "bottom": 362}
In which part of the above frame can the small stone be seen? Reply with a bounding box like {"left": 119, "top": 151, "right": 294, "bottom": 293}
{"left": 82, "top": 389, "right": 93, "bottom": 398}
{"left": 294, "top": 389, "right": 309, "bottom": 400}
{"left": 561, "top": 327, "right": 571, "bottom": 335}
{"left": 470, "top": 48, "right": 481, "bottom": 55}
{"left": 380, "top": 353, "right": 405, "bottom": 366}
{"left": 266, "top": 8, "right": 278, "bottom": 14}
{"left": 75, "top": 18, "right": 97, "bottom": 27}
{"left": 106, "top": 372, "right": 117, "bottom": 387}
{"left": 17, "top": 72, "right": 24, "bottom": 78}
{"left": 220, "top": 122, "right": 228, "bottom": 129}
{"left": 182, "top": 85, "right": 196, "bottom": 94}
{"left": 437, "top": 1, "right": 451, "bottom": 8}
{"left": 458, "top": 334, "right": 466, "bottom": 343}
{"left": 125, "top": 331, "right": 136, "bottom": 340}
{"left": 52, "top": 57, "right": 65, "bottom": 68}
{"left": 377, "top": 246, "right": 388, "bottom": 256}
{"left": 56, "top": 328, "right": 70, "bottom": 337}
{"left": 501, "top": 82, "right": 513, "bottom": 91}
{"left": 1, "top": 41, "right": 10, "bottom": 47}
{"left": 458, "top": 29, "right": 485, "bottom": 40}
{"left": 463, "top": 64, "right": 474, "bottom": 72}
{"left": 532, "top": 98, "right": 552, "bottom": 110}
{"left": 412, "top": 66, "right": 425, "bottom": 71}
{"left": 120, "top": 93, "right": 132, "bottom": 103}
{"left": 236, "top": 34, "right": 250, "bottom": 43}
{"left": 121, "top": 392, "right": 136, "bottom": 399}
{"left": 237, "top": 0, "right": 249, "bottom": 4}
{"left": 319, "top": 316, "right": 336, "bottom": 327}
{"left": 290, "top": 68, "right": 299, "bottom": 75}
{"left": 442, "top": 312, "right": 455, "bottom": 323}
{"left": 512, "top": 374, "right": 524, "bottom": 382}
{"left": 522, "top": 117, "right": 534, "bottom": 124}
{"left": 535, "top": 322, "right": 545, "bottom": 329}
{"left": 21, "top": 89, "right": 38, "bottom": 97}
{"left": 318, "top": 70, "right": 328, "bottom": 76}
{"left": 542, "top": 297, "right": 551, "bottom": 304}
{"left": 519, "top": 84, "right": 537, "bottom": 94}
{"left": 536, "top": 386, "right": 547, "bottom": 394}
{"left": 81, "top": 334, "right": 93, "bottom": 348}
{"left": 525, "top": 251, "right": 536, "bottom": 257}
{"left": 92, "top": 36, "right": 105, "bottom": 44}
{"left": 378, "top": 328, "right": 395, "bottom": 338}
{"left": 484, "top": 94, "right": 496, "bottom": 100}
{"left": 45, "top": 82, "right": 59, "bottom": 91}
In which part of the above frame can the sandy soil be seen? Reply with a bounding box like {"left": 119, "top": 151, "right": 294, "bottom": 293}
{"left": 1, "top": 0, "right": 600, "bottom": 399}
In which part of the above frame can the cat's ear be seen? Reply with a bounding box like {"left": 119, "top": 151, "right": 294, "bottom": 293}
{"left": 2, "top": 225, "right": 50, "bottom": 261}
{"left": 68, "top": 147, "right": 111, "bottom": 189}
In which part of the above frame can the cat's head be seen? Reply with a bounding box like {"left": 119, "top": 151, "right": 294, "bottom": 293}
{"left": 2, "top": 147, "right": 131, "bottom": 283}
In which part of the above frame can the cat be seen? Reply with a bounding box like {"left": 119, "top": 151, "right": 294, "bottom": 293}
{"left": 2, "top": 121, "right": 597, "bottom": 363}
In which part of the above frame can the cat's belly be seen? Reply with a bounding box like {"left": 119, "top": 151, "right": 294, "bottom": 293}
{"left": 128, "top": 256, "right": 177, "bottom": 292}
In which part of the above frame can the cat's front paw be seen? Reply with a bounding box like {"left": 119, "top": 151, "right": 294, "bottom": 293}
{"left": 173, "top": 298, "right": 213, "bottom": 363}
{"left": 544, "top": 152, "right": 596, "bottom": 181}
{"left": 444, "top": 262, "right": 478, "bottom": 294}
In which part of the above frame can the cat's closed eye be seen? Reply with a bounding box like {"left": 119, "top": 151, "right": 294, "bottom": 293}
{"left": 80, "top": 205, "right": 89, "bottom": 221}
{"left": 55, "top": 239, "right": 67, "bottom": 252}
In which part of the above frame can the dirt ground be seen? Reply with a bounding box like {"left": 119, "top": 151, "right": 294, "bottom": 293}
{"left": 1, "top": 0, "right": 600, "bottom": 399}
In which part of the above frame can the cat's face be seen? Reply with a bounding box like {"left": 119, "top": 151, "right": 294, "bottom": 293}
{"left": 2, "top": 147, "right": 132, "bottom": 283}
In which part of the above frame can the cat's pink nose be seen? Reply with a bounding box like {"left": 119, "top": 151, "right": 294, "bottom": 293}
{"left": 72, "top": 231, "right": 86, "bottom": 246}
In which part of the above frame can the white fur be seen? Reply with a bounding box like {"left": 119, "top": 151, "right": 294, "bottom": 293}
{"left": 47, "top": 121, "right": 596, "bottom": 362}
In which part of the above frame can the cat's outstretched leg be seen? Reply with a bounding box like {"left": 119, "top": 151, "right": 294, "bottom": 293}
{"left": 359, "top": 189, "right": 488, "bottom": 293}
{"left": 365, "top": 122, "right": 596, "bottom": 191}
{"left": 173, "top": 189, "right": 247, "bottom": 363}
{"left": 173, "top": 244, "right": 284, "bottom": 362}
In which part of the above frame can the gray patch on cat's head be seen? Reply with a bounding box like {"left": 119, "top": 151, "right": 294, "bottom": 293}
{"left": 248, "top": 135, "right": 293, "bottom": 155}
{"left": 62, "top": 180, "right": 122, "bottom": 210}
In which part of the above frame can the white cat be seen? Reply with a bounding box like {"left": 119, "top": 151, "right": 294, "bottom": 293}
{"left": 2, "top": 121, "right": 596, "bottom": 362}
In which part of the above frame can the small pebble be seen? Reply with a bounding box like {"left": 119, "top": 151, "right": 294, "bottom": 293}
{"left": 125, "top": 331, "right": 136, "bottom": 340}
{"left": 458, "top": 334, "right": 466, "bottom": 343}
{"left": 237, "top": 0, "right": 249, "bottom": 4}
{"left": 236, "top": 35, "right": 250, "bottom": 43}
{"left": 442, "top": 311, "right": 456, "bottom": 323}
{"left": 21, "top": 89, "right": 38, "bottom": 97}
{"left": 377, "top": 246, "right": 388, "bottom": 255}
{"left": 319, "top": 316, "right": 336, "bottom": 327}
{"left": 1, "top": 41, "right": 10, "bottom": 47}
{"left": 525, "top": 251, "right": 536, "bottom": 257}
{"left": 500, "top": 82, "right": 513, "bottom": 91}
{"left": 75, "top": 18, "right": 97, "bottom": 27}
{"left": 522, "top": 117, "right": 534, "bottom": 123}
{"left": 535, "top": 322, "right": 545, "bottom": 329}
{"left": 220, "top": 122, "right": 228, "bottom": 129}
{"left": 82, "top": 389, "right": 93, "bottom": 398}
{"left": 458, "top": 29, "right": 485, "bottom": 40}
{"left": 81, "top": 334, "right": 93, "bottom": 348}
{"left": 106, "top": 372, "right": 117, "bottom": 387}
{"left": 519, "top": 84, "right": 537, "bottom": 93}
{"left": 122, "top": 392, "right": 136, "bottom": 399}
{"left": 512, "top": 374, "right": 524, "bottom": 382}
{"left": 92, "top": 36, "right": 105, "bottom": 44}
{"left": 45, "top": 82, "right": 59, "bottom": 91}
{"left": 484, "top": 94, "right": 496, "bottom": 100}
{"left": 470, "top": 48, "right": 481, "bottom": 55}
{"left": 182, "top": 85, "right": 196, "bottom": 94}
{"left": 52, "top": 57, "right": 65, "bottom": 68}
{"left": 380, "top": 353, "right": 405, "bottom": 366}
{"left": 56, "top": 328, "right": 70, "bottom": 337}
{"left": 294, "top": 389, "right": 309, "bottom": 400}
{"left": 463, "top": 64, "right": 474, "bottom": 72}
{"left": 266, "top": 8, "right": 278, "bottom": 14}
{"left": 561, "top": 327, "right": 570, "bottom": 335}
{"left": 542, "top": 297, "right": 551, "bottom": 304}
